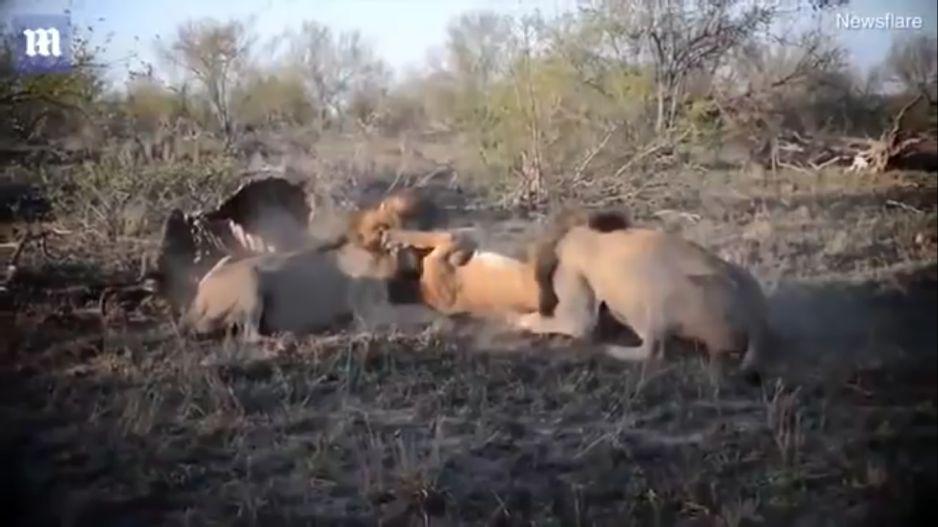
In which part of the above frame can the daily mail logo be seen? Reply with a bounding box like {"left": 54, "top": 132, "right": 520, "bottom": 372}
{"left": 12, "top": 14, "right": 72, "bottom": 74}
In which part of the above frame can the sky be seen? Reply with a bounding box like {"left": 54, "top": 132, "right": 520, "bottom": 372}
{"left": 2, "top": 0, "right": 936, "bottom": 87}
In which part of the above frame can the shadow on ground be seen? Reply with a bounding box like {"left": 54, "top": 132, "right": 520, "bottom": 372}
{"left": 1, "top": 262, "right": 935, "bottom": 526}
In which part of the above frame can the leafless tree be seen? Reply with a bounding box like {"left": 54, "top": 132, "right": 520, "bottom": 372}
{"left": 159, "top": 18, "right": 255, "bottom": 144}
{"left": 887, "top": 35, "right": 938, "bottom": 104}
{"left": 280, "top": 21, "right": 389, "bottom": 130}
{"left": 445, "top": 11, "right": 515, "bottom": 90}
{"left": 577, "top": 0, "right": 776, "bottom": 133}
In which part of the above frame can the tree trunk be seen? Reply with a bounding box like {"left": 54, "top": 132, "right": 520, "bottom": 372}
{"left": 655, "top": 82, "right": 666, "bottom": 133}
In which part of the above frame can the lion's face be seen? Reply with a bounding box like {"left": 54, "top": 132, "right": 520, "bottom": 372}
{"left": 349, "top": 190, "right": 438, "bottom": 252}
{"left": 347, "top": 191, "right": 436, "bottom": 305}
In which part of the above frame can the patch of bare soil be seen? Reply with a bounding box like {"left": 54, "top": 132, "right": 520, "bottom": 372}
{"left": 1, "top": 169, "right": 936, "bottom": 526}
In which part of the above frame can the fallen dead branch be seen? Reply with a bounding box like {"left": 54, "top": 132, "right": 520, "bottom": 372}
{"left": 653, "top": 209, "right": 703, "bottom": 224}
{"left": 885, "top": 199, "right": 925, "bottom": 215}
{"left": 755, "top": 95, "right": 937, "bottom": 174}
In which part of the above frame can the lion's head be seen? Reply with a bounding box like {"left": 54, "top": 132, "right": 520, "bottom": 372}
{"left": 341, "top": 189, "right": 442, "bottom": 304}
{"left": 347, "top": 189, "right": 440, "bottom": 252}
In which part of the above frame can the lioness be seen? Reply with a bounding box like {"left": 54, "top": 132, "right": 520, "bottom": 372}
{"left": 521, "top": 209, "right": 773, "bottom": 377}
{"left": 180, "top": 190, "right": 435, "bottom": 340}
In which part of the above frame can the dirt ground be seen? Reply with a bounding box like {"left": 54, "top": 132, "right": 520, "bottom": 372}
{"left": 1, "top": 167, "right": 936, "bottom": 526}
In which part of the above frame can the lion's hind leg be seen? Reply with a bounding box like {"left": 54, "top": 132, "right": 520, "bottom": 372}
{"left": 601, "top": 304, "right": 666, "bottom": 363}
{"left": 240, "top": 298, "right": 264, "bottom": 343}
{"left": 517, "top": 264, "right": 596, "bottom": 339}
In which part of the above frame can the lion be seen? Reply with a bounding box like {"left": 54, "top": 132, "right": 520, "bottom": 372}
{"left": 519, "top": 208, "right": 773, "bottom": 378}
{"left": 179, "top": 190, "right": 436, "bottom": 340}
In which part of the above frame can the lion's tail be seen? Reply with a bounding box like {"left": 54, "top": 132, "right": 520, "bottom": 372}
{"left": 533, "top": 208, "right": 631, "bottom": 316}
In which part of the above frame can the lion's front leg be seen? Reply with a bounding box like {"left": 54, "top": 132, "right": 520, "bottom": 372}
{"left": 413, "top": 240, "right": 464, "bottom": 312}
{"left": 240, "top": 301, "right": 264, "bottom": 343}
{"left": 383, "top": 229, "right": 456, "bottom": 250}
{"left": 383, "top": 229, "right": 478, "bottom": 265}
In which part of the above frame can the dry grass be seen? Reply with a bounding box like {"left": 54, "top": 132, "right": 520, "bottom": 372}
{"left": 1, "top": 162, "right": 936, "bottom": 526}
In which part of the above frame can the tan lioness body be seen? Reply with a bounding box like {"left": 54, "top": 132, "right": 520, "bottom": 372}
{"left": 181, "top": 241, "right": 406, "bottom": 340}
{"left": 381, "top": 229, "right": 541, "bottom": 319}
{"left": 181, "top": 191, "right": 436, "bottom": 340}
{"left": 519, "top": 211, "right": 772, "bottom": 375}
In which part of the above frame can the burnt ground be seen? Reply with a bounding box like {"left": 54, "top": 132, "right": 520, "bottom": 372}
{"left": 1, "top": 167, "right": 936, "bottom": 526}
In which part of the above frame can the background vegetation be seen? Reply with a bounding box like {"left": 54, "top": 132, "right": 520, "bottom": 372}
{"left": 1, "top": 1, "right": 936, "bottom": 525}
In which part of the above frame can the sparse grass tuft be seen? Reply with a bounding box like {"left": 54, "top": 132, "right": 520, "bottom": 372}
{"left": 764, "top": 380, "right": 805, "bottom": 467}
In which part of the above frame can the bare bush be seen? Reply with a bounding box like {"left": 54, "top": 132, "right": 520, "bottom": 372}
{"left": 42, "top": 153, "right": 239, "bottom": 241}
{"left": 275, "top": 21, "right": 390, "bottom": 133}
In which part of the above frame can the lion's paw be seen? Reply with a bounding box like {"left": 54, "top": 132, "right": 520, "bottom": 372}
{"left": 514, "top": 312, "right": 540, "bottom": 332}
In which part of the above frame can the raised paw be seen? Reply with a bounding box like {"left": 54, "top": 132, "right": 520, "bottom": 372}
{"left": 451, "top": 233, "right": 478, "bottom": 259}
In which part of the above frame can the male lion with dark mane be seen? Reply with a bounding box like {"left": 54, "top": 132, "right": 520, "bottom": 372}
{"left": 179, "top": 189, "right": 436, "bottom": 340}
{"left": 149, "top": 177, "right": 315, "bottom": 315}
